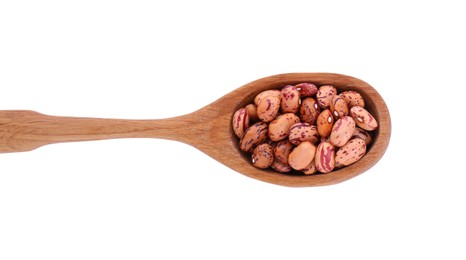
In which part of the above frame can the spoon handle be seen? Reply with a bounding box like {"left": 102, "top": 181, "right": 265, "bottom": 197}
{"left": 0, "top": 110, "right": 195, "bottom": 153}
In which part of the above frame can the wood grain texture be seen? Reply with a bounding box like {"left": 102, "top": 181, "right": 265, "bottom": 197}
{"left": 0, "top": 73, "right": 391, "bottom": 187}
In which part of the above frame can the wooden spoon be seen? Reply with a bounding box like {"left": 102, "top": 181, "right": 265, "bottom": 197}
{"left": 0, "top": 73, "right": 391, "bottom": 187}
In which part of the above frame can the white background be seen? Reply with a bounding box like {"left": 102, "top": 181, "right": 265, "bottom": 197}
{"left": 1, "top": 1, "right": 465, "bottom": 259}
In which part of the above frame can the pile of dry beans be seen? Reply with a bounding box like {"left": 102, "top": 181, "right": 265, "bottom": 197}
{"left": 232, "top": 83, "right": 378, "bottom": 174}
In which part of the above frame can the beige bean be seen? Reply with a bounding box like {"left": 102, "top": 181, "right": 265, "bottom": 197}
{"left": 288, "top": 123, "right": 319, "bottom": 145}
{"left": 316, "top": 85, "right": 337, "bottom": 109}
{"left": 330, "top": 116, "right": 356, "bottom": 147}
{"left": 340, "top": 91, "right": 365, "bottom": 108}
{"left": 335, "top": 138, "right": 366, "bottom": 167}
{"left": 239, "top": 122, "right": 268, "bottom": 152}
{"left": 330, "top": 95, "right": 349, "bottom": 119}
{"left": 315, "top": 142, "right": 335, "bottom": 173}
{"left": 299, "top": 97, "right": 320, "bottom": 125}
{"left": 273, "top": 140, "right": 294, "bottom": 164}
{"left": 251, "top": 143, "right": 274, "bottom": 169}
{"left": 280, "top": 85, "right": 301, "bottom": 113}
{"left": 254, "top": 89, "right": 281, "bottom": 106}
{"left": 232, "top": 108, "right": 249, "bottom": 138}
{"left": 350, "top": 106, "right": 378, "bottom": 131}
{"left": 257, "top": 95, "right": 280, "bottom": 122}
{"left": 316, "top": 109, "right": 334, "bottom": 138}
{"left": 268, "top": 113, "right": 300, "bottom": 142}
{"left": 288, "top": 141, "right": 316, "bottom": 170}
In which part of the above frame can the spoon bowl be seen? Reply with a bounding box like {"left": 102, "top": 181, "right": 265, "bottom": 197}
{"left": 0, "top": 73, "right": 391, "bottom": 187}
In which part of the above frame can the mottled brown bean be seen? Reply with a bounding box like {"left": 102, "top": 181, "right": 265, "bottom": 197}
{"left": 257, "top": 95, "right": 280, "bottom": 122}
{"left": 350, "top": 106, "right": 378, "bottom": 131}
{"left": 352, "top": 127, "right": 372, "bottom": 146}
{"left": 299, "top": 97, "right": 320, "bottom": 125}
{"left": 232, "top": 108, "right": 249, "bottom": 138}
{"left": 239, "top": 122, "right": 269, "bottom": 152}
{"left": 316, "top": 85, "right": 337, "bottom": 109}
{"left": 252, "top": 143, "right": 274, "bottom": 169}
{"left": 330, "top": 95, "right": 349, "bottom": 119}
{"left": 329, "top": 116, "right": 356, "bottom": 147}
{"left": 268, "top": 113, "right": 300, "bottom": 142}
{"left": 273, "top": 140, "right": 294, "bottom": 164}
{"left": 335, "top": 138, "right": 366, "bottom": 167}
{"left": 271, "top": 159, "right": 292, "bottom": 173}
{"left": 340, "top": 91, "right": 365, "bottom": 108}
{"left": 288, "top": 123, "right": 319, "bottom": 145}
{"left": 280, "top": 85, "right": 300, "bottom": 113}
{"left": 254, "top": 89, "right": 281, "bottom": 106}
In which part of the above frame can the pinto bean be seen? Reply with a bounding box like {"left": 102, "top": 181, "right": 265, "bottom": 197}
{"left": 280, "top": 85, "right": 301, "bottom": 113}
{"left": 239, "top": 122, "right": 268, "bottom": 152}
{"left": 268, "top": 113, "right": 300, "bottom": 142}
{"left": 232, "top": 108, "right": 249, "bottom": 138}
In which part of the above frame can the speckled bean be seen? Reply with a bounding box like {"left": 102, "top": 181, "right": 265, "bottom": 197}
{"left": 252, "top": 143, "right": 274, "bottom": 169}
{"left": 330, "top": 95, "right": 349, "bottom": 119}
{"left": 271, "top": 159, "right": 292, "bottom": 173}
{"left": 329, "top": 116, "right": 356, "bottom": 147}
{"left": 268, "top": 113, "right": 300, "bottom": 142}
{"left": 254, "top": 89, "right": 281, "bottom": 106}
{"left": 350, "top": 106, "right": 378, "bottom": 131}
{"left": 352, "top": 127, "right": 372, "bottom": 146}
{"left": 288, "top": 123, "right": 319, "bottom": 145}
{"left": 295, "top": 83, "right": 318, "bottom": 97}
{"left": 299, "top": 97, "right": 320, "bottom": 125}
{"left": 280, "top": 85, "right": 301, "bottom": 113}
{"left": 340, "top": 91, "right": 365, "bottom": 108}
{"left": 316, "top": 85, "right": 337, "bottom": 109}
{"left": 273, "top": 140, "right": 294, "bottom": 164}
{"left": 316, "top": 109, "right": 334, "bottom": 138}
{"left": 239, "top": 122, "right": 268, "bottom": 152}
{"left": 232, "top": 108, "right": 249, "bottom": 138}
{"left": 257, "top": 95, "right": 280, "bottom": 122}
{"left": 288, "top": 141, "right": 316, "bottom": 170}
{"left": 335, "top": 138, "right": 366, "bottom": 167}
{"left": 315, "top": 142, "right": 335, "bottom": 173}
